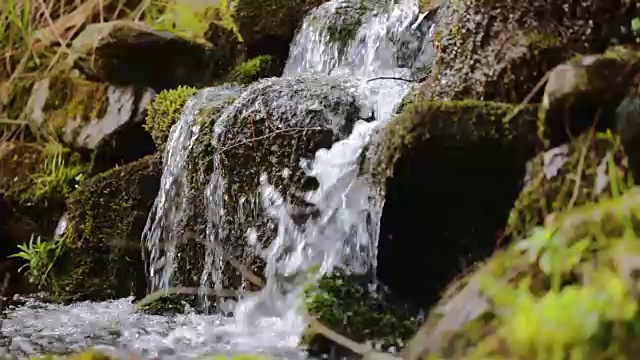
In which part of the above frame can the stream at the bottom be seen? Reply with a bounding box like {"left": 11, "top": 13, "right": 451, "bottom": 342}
{"left": 0, "top": 296, "right": 314, "bottom": 359}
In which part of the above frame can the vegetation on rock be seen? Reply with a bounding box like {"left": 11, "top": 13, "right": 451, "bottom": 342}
{"left": 144, "top": 85, "right": 197, "bottom": 150}
{"left": 404, "top": 136, "right": 640, "bottom": 358}
{"left": 44, "top": 155, "right": 161, "bottom": 302}
{"left": 229, "top": 55, "right": 280, "bottom": 85}
{"left": 303, "top": 271, "right": 422, "bottom": 355}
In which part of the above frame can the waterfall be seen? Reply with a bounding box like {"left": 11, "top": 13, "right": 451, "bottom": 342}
{"left": 229, "top": 0, "right": 434, "bottom": 340}
{"left": 142, "top": 0, "right": 435, "bottom": 344}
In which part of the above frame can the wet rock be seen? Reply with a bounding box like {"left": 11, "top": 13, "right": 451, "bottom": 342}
{"left": 71, "top": 21, "right": 220, "bottom": 91}
{"left": 48, "top": 154, "right": 162, "bottom": 302}
{"left": 373, "top": 100, "right": 539, "bottom": 305}
{"left": 233, "top": 0, "right": 327, "bottom": 61}
{"left": 24, "top": 72, "right": 153, "bottom": 150}
{"left": 424, "top": 0, "right": 638, "bottom": 103}
{"left": 212, "top": 75, "right": 368, "bottom": 289}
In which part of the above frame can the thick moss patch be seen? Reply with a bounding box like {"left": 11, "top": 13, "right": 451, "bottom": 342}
{"left": 374, "top": 100, "right": 540, "bottom": 306}
{"left": 144, "top": 85, "right": 197, "bottom": 150}
{"left": 47, "top": 154, "right": 161, "bottom": 302}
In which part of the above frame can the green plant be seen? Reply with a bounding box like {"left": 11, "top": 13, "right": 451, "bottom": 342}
{"left": 9, "top": 234, "right": 63, "bottom": 287}
{"left": 144, "top": 85, "right": 197, "bottom": 148}
{"left": 143, "top": 0, "right": 242, "bottom": 43}
{"left": 27, "top": 142, "right": 85, "bottom": 204}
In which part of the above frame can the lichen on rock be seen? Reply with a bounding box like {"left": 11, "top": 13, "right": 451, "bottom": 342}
{"left": 46, "top": 154, "right": 162, "bottom": 302}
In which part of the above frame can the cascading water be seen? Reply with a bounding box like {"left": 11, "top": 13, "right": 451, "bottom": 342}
{"left": 229, "top": 0, "right": 435, "bottom": 343}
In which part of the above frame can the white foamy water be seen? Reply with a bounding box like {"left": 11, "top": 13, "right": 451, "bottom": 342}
{"left": 1, "top": 297, "right": 311, "bottom": 359}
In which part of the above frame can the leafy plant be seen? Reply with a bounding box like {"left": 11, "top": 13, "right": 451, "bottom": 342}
{"left": 9, "top": 234, "right": 64, "bottom": 287}
{"left": 27, "top": 142, "right": 85, "bottom": 204}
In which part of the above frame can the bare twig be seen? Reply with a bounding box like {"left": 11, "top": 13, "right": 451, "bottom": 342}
{"left": 216, "top": 127, "right": 323, "bottom": 155}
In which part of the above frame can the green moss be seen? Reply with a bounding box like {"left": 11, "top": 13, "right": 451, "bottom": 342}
{"left": 230, "top": 55, "right": 279, "bottom": 84}
{"left": 374, "top": 99, "right": 539, "bottom": 181}
{"left": 46, "top": 154, "right": 161, "bottom": 302}
{"left": 144, "top": 85, "right": 197, "bottom": 150}
{"left": 304, "top": 272, "right": 422, "bottom": 352}
{"left": 4, "top": 141, "right": 87, "bottom": 219}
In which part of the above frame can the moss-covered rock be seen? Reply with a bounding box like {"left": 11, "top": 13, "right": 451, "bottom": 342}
{"left": 423, "top": 0, "right": 637, "bottom": 103}
{"left": 144, "top": 85, "right": 197, "bottom": 150}
{"left": 23, "top": 72, "right": 152, "bottom": 150}
{"left": 0, "top": 141, "right": 88, "bottom": 296}
{"left": 71, "top": 21, "right": 222, "bottom": 91}
{"left": 143, "top": 85, "right": 243, "bottom": 292}
{"left": 373, "top": 100, "right": 540, "bottom": 306}
{"left": 403, "top": 183, "right": 640, "bottom": 359}
{"left": 47, "top": 154, "right": 162, "bottom": 302}
{"left": 304, "top": 272, "right": 423, "bottom": 357}
{"left": 539, "top": 46, "right": 640, "bottom": 148}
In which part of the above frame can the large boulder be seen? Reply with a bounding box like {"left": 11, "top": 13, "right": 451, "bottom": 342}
{"left": 213, "top": 75, "right": 368, "bottom": 289}
{"left": 372, "top": 100, "right": 540, "bottom": 306}
{"left": 71, "top": 21, "right": 224, "bottom": 91}
{"left": 47, "top": 154, "right": 162, "bottom": 302}
{"left": 423, "top": 0, "right": 637, "bottom": 103}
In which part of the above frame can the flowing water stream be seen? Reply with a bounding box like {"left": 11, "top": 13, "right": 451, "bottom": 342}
{"left": 2, "top": 0, "right": 436, "bottom": 358}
